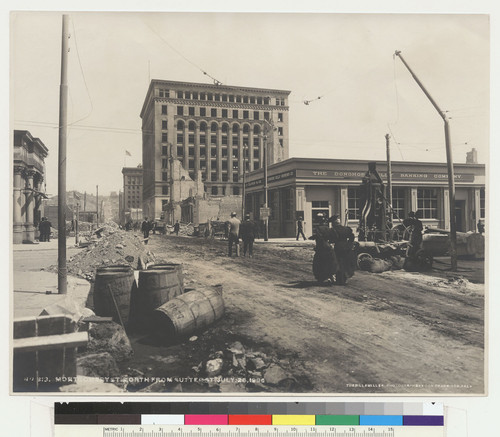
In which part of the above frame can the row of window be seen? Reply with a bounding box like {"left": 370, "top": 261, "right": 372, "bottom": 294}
{"left": 347, "top": 188, "right": 438, "bottom": 220}
{"left": 161, "top": 105, "right": 285, "bottom": 122}
{"left": 157, "top": 88, "right": 286, "bottom": 106}
{"left": 163, "top": 121, "right": 283, "bottom": 136}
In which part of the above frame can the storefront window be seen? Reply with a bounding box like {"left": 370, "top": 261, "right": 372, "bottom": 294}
{"left": 417, "top": 188, "right": 438, "bottom": 219}
{"left": 391, "top": 187, "right": 406, "bottom": 220}
{"left": 480, "top": 188, "right": 485, "bottom": 218}
{"left": 283, "top": 189, "right": 293, "bottom": 220}
{"left": 347, "top": 188, "right": 361, "bottom": 220}
{"left": 312, "top": 200, "right": 329, "bottom": 225}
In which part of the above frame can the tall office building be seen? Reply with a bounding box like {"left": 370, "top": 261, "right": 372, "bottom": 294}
{"left": 121, "top": 165, "right": 143, "bottom": 222}
{"left": 140, "top": 80, "right": 291, "bottom": 220}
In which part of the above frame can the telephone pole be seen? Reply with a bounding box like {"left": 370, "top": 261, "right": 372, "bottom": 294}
{"left": 57, "top": 14, "right": 69, "bottom": 294}
{"left": 96, "top": 185, "right": 99, "bottom": 225}
{"left": 386, "top": 133, "right": 393, "bottom": 229}
{"left": 395, "top": 50, "right": 457, "bottom": 271}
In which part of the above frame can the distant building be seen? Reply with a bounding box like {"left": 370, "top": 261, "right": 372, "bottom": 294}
{"left": 140, "top": 79, "right": 291, "bottom": 221}
{"left": 122, "top": 165, "right": 143, "bottom": 222}
{"left": 13, "top": 130, "right": 49, "bottom": 243}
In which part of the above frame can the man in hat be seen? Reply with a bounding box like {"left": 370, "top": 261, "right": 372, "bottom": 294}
{"left": 227, "top": 212, "right": 241, "bottom": 257}
{"left": 141, "top": 217, "right": 151, "bottom": 244}
{"left": 328, "top": 214, "right": 355, "bottom": 285}
{"left": 296, "top": 216, "right": 306, "bottom": 241}
{"left": 239, "top": 213, "right": 257, "bottom": 257}
{"left": 403, "top": 211, "right": 423, "bottom": 258}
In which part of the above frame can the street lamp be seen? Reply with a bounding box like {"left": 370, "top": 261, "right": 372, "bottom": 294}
{"left": 261, "top": 118, "right": 275, "bottom": 242}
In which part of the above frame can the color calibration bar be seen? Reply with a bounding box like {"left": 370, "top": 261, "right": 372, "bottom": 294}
{"left": 55, "top": 401, "right": 444, "bottom": 425}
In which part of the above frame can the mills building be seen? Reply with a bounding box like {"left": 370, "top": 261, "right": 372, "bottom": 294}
{"left": 140, "top": 80, "right": 291, "bottom": 221}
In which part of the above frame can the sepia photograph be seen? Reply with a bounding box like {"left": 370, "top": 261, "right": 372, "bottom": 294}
{"left": 10, "top": 11, "right": 488, "bottom": 395}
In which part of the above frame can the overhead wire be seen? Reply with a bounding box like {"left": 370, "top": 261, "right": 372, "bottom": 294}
{"left": 68, "top": 16, "right": 94, "bottom": 126}
{"left": 146, "top": 22, "right": 223, "bottom": 86}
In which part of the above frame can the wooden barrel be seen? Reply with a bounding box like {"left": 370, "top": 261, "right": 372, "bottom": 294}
{"left": 96, "top": 264, "right": 133, "bottom": 274}
{"left": 132, "top": 269, "right": 184, "bottom": 327}
{"left": 93, "top": 267, "right": 136, "bottom": 325}
{"left": 152, "top": 286, "right": 224, "bottom": 339}
{"left": 147, "top": 263, "right": 184, "bottom": 291}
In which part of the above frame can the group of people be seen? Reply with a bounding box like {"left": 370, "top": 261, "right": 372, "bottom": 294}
{"left": 140, "top": 217, "right": 181, "bottom": 244}
{"left": 37, "top": 217, "right": 52, "bottom": 242}
{"left": 310, "top": 213, "right": 356, "bottom": 286}
{"left": 227, "top": 212, "right": 257, "bottom": 257}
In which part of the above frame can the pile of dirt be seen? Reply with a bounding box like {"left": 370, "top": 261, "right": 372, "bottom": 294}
{"left": 50, "top": 228, "right": 156, "bottom": 281}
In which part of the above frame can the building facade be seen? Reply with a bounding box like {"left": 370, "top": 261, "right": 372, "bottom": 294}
{"left": 244, "top": 157, "right": 486, "bottom": 238}
{"left": 121, "top": 166, "right": 143, "bottom": 223}
{"left": 140, "top": 79, "right": 291, "bottom": 220}
{"left": 13, "top": 130, "right": 49, "bottom": 243}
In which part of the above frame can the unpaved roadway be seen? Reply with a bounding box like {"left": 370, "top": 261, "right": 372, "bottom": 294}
{"left": 143, "top": 234, "right": 484, "bottom": 394}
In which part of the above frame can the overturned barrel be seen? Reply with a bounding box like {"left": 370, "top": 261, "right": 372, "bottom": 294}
{"left": 147, "top": 263, "right": 184, "bottom": 292}
{"left": 131, "top": 269, "right": 184, "bottom": 327}
{"left": 151, "top": 286, "right": 224, "bottom": 339}
{"left": 93, "top": 265, "right": 136, "bottom": 325}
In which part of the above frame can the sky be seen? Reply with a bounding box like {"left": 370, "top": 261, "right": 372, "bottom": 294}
{"left": 10, "top": 11, "right": 490, "bottom": 196}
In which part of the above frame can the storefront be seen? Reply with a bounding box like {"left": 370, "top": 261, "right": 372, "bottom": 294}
{"left": 244, "top": 157, "right": 485, "bottom": 238}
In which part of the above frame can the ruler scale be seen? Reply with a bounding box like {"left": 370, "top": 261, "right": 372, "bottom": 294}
{"left": 54, "top": 403, "right": 445, "bottom": 437}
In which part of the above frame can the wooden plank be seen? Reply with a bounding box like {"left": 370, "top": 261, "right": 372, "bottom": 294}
{"left": 13, "top": 318, "right": 37, "bottom": 339}
{"left": 13, "top": 332, "right": 88, "bottom": 353}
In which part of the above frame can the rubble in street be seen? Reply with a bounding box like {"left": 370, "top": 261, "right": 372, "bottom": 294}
{"left": 49, "top": 224, "right": 157, "bottom": 281}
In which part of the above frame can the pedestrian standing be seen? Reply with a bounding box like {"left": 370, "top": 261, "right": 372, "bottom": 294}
{"left": 403, "top": 211, "right": 423, "bottom": 258}
{"left": 174, "top": 220, "right": 180, "bottom": 236}
{"left": 239, "top": 213, "right": 257, "bottom": 257}
{"left": 44, "top": 218, "right": 52, "bottom": 242}
{"left": 226, "top": 212, "right": 241, "bottom": 257}
{"left": 296, "top": 216, "right": 306, "bottom": 241}
{"left": 141, "top": 217, "right": 151, "bottom": 244}
{"left": 38, "top": 217, "right": 46, "bottom": 242}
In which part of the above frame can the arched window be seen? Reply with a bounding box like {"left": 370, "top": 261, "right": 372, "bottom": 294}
{"left": 177, "top": 120, "right": 184, "bottom": 131}
{"left": 253, "top": 125, "right": 260, "bottom": 135}
{"left": 188, "top": 121, "right": 196, "bottom": 132}
{"left": 232, "top": 123, "right": 240, "bottom": 134}
{"left": 211, "top": 122, "right": 218, "bottom": 132}
{"left": 200, "top": 122, "right": 207, "bottom": 132}
{"left": 221, "top": 123, "right": 229, "bottom": 134}
{"left": 243, "top": 124, "right": 250, "bottom": 134}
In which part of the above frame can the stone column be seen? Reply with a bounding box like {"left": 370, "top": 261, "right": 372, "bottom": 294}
{"left": 194, "top": 124, "right": 200, "bottom": 181}
{"left": 217, "top": 125, "right": 222, "bottom": 185}
{"left": 183, "top": 124, "right": 189, "bottom": 169}
{"left": 410, "top": 187, "right": 418, "bottom": 214}
{"left": 248, "top": 129, "right": 254, "bottom": 172}
{"left": 340, "top": 187, "right": 348, "bottom": 225}
{"left": 24, "top": 170, "right": 36, "bottom": 243}
{"left": 13, "top": 166, "right": 24, "bottom": 244}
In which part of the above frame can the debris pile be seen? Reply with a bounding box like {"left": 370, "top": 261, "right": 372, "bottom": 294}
{"left": 51, "top": 228, "right": 156, "bottom": 281}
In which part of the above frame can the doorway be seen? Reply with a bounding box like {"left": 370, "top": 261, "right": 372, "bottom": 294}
{"left": 454, "top": 200, "right": 466, "bottom": 232}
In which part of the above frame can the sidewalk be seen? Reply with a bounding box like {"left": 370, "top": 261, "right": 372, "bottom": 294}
{"left": 13, "top": 271, "right": 90, "bottom": 319}
{"left": 12, "top": 237, "right": 91, "bottom": 319}
{"left": 13, "top": 237, "right": 80, "bottom": 252}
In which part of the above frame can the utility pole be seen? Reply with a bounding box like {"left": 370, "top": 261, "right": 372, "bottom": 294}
{"left": 395, "top": 50, "right": 457, "bottom": 271}
{"left": 83, "top": 191, "right": 86, "bottom": 211}
{"left": 263, "top": 133, "right": 269, "bottom": 241}
{"left": 75, "top": 202, "right": 79, "bottom": 245}
{"left": 386, "top": 133, "right": 393, "bottom": 230}
{"left": 96, "top": 185, "right": 99, "bottom": 225}
{"left": 241, "top": 143, "right": 247, "bottom": 219}
{"left": 169, "top": 143, "right": 175, "bottom": 224}
{"left": 57, "top": 15, "right": 69, "bottom": 294}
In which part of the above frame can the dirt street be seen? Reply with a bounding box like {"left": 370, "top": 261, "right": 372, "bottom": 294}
{"left": 126, "top": 234, "right": 484, "bottom": 395}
